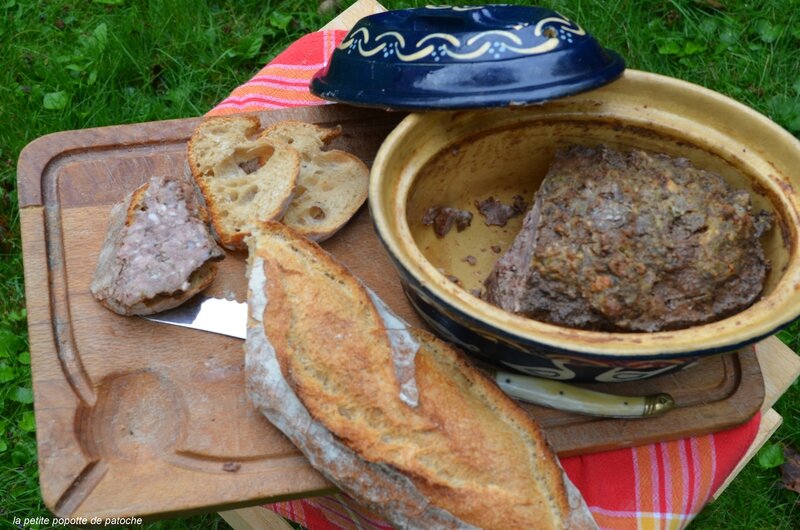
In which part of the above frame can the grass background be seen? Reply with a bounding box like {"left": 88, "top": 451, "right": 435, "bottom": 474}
{"left": 1, "top": 0, "right": 798, "bottom": 528}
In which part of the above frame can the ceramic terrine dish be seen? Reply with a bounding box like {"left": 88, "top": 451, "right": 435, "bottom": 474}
{"left": 313, "top": 5, "right": 800, "bottom": 382}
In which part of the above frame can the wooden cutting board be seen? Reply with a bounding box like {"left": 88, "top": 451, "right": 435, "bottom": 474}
{"left": 18, "top": 104, "right": 766, "bottom": 520}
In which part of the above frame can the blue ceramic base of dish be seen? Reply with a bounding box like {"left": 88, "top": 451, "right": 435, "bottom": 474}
{"left": 402, "top": 284, "right": 697, "bottom": 383}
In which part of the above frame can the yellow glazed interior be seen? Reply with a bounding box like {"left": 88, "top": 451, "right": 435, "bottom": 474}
{"left": 370, "top": 69, "right": 800, "bottom": 358}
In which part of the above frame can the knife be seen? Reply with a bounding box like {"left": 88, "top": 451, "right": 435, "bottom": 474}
{"left": 143, "top": 295, "right": 674, "bottom": 418}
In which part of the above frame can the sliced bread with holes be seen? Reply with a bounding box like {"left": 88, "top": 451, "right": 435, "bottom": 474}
{"left": 91, "top": 174, "right": 225, "bottom": 316}
{"left": 188, "top": 115, "right": 301, "bottom": 250}
{"left": 245, "top": 221, "right": 597, "bottom": 530}
{"left": 260, "top": 121, "right": 369, "bottom": 241}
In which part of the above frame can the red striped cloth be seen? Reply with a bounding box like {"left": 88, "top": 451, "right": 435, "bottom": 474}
{"left": 209, "top": 30, "right": 763, "bottom": 530}
{"left": 208, "top": 31, "right": 344, "bottom": 115}
{"left": 263, "top": 415, "right": 760, "bottom": 530}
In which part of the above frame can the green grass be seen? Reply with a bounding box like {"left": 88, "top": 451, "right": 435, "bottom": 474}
{"left": 1, "top": 0, "right": 798, "bottom": 529}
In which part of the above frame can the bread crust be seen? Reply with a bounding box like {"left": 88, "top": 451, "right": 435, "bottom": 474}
{"left": 245, "top": 222, "right": 597, "bottom": 530}
{"left": 246, "top": 259, "right": 476, "bottom": 530}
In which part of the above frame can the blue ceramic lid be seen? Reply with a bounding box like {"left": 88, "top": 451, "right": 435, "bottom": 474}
{"left": 310, "top": 5, "right": 625, "bottom": 110}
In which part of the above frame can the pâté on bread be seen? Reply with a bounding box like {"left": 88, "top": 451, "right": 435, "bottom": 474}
{"left": 244, "top": 221, "right": 597, "bottom": 530}
{"left": 93, "top": 116, "right": 369, "bottom": 315}
{"left": 90, "top": 174, "right": 225, "bottom": 316}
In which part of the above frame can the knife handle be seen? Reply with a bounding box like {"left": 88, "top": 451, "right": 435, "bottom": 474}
{"left": 495, "top": 371, "right": 674, "bottom": 418}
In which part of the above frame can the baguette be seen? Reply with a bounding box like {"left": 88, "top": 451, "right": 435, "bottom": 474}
{"left": 91, "top": 174, "right": 225, "bottom": 316}
{"left": 245, "top": 222, "right": 597, "bottom": 530}
{"left": 188, "top": 115, "right": 301, "bottom": 249}
{"left": 259, "top": 121, "right": 369, "bottom": 241}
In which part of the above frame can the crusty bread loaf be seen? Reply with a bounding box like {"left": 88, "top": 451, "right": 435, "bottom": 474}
{"left": 259, "top": 121, "right": 369, "bottom": 241}
{"left": 188, "top": 115, "right": 301, "bottom": 249}
{"left": 245, "top": 222, "right": 597, "bottom": 530}
{"left": 91, "top": 174, "right": 225, "bottom": 316}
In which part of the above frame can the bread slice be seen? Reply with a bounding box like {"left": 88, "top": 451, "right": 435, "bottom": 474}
{"left": 245, "top": 222, "right": 596, "bottom": 530}
{"left": 188, "top": 115, "right": 301, "bottom": 249}
{"left": 259, "top": 121, "right": 369, "bottom": 241}
{"left": 91, "top": 174, "right": 225, "bottom": 316}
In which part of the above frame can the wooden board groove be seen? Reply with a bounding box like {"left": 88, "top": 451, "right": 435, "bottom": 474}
{"left": 18, "top": 105, "right": 768, "bottom": 520}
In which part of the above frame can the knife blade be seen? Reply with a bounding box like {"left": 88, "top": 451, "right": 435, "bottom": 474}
{"left": 143, "top": 295, "right": 249, "bottom": 339}
{"left": 142, "top": 295, "right": 674, "bottom": 418}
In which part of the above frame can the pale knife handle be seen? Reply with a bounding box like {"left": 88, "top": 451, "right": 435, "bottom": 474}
{"left": 495, "top": 371, "right": 674, "bottom": 418}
